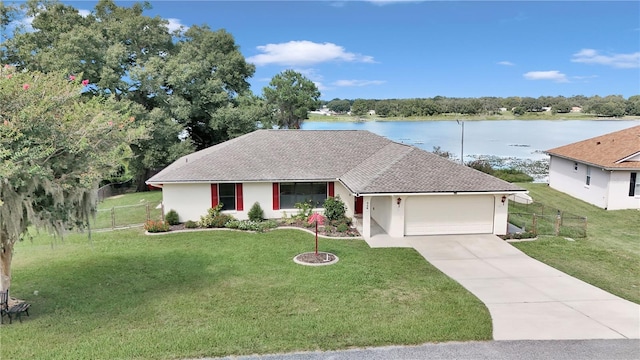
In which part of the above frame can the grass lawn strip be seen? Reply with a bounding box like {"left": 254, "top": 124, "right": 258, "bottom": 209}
{"left": 511, "top": 183, "right": 640, "bottom": 304}
{"left": 4, "top": 228, "right": 491, "bottom": 359}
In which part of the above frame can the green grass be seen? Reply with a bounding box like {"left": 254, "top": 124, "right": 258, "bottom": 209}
{"left": 92, "top": 191, "right": 163, "bottom": 230}
{"left": 3, "top": 227, "right": 491, "bottom": 359}
{"left": 510, "top": 183, "right": 640, "bottom": 304}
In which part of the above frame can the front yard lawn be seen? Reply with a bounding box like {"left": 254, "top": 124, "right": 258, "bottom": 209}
{"left": 511, "top": 183, "right": 640, "bottom": 304}
{"left": 3, "top": 228, "right": 491, "bottom": 359}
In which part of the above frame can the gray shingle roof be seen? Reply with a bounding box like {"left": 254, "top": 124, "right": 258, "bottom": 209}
{"left": 147, "top": 129, "right": 525, "bottom": 194}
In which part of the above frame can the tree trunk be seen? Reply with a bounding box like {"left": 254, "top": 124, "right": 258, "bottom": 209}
{"left": 0, "top": 242, "right": 13, "bottom": 293}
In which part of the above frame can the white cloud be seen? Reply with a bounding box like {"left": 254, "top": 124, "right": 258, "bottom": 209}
{"left": 572, "top": 75, "right": 598, "bottom": 80}
{"left": 523, "top": 71, "right": 569, "bottom": 83}
{"left": 333, "top": 79, "right": 386, "bottom": 87}
{"left": 498, "top": 61, "right": 515, "bottom": 66}
{"left": 78, "top": 9, "right": 91, "bottom": 17}
{"left": 165, "top": 18, "right": 188, "bottom": 33}
{"left": 247, "top": 40, "right": 375, "bottom": 66}
{"left": 571, "top": 49, "right": 640, "bottom": 69}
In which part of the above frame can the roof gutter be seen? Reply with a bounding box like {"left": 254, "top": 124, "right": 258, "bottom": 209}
{"left": 351, "top": 190, "right": 529, "bottom": 197}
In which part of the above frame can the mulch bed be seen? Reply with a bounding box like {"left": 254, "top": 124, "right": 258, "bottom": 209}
{"left": 167, "top": 220, "right": 361, "bottom": 238}
{"left": 295, "top": 252, "right": 337, "bottom": 263}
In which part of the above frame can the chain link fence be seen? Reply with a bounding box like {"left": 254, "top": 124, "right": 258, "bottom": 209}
{"left": 97, "top": 179, "right": 134, "bottom": 202}
{"left": 508, "top": 200, "right": 587, "bottom": 238}
{"left": 91, "top": 203, "right": 163, "bottom": 231}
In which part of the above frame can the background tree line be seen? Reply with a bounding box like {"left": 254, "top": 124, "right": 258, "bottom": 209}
{"left": 326, "top": 94, "right": 640, "bottom": 118}
{"left": 1, "top": 0, "right": 320, "bottom": 191}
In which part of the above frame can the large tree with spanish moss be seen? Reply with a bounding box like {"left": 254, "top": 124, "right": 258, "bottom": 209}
{"left": 0, "top": 67, "right": 146, "bottom": 293}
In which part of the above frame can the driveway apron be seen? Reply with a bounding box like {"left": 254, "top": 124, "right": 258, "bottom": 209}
{"left": 402, "top": 234, "right": 640, "bottom": 340}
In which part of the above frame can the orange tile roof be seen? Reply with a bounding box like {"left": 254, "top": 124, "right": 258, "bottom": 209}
{"left": 546, "top": 125, "right": 640, "bottom": 169}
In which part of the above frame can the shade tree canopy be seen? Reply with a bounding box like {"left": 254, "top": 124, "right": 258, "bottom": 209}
{"left": 0, "top": 66, "right": 146, "bottom": 292}
{"left": 1, "top": 0, "right": 264, "bottom": 189}
{"left": 263, "top": 69, "right": 320, "bottom": 129}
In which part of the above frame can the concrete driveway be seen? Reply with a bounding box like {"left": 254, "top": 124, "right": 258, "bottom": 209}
{"left": 387, "top": 234, "right": 639, "bottom": 340}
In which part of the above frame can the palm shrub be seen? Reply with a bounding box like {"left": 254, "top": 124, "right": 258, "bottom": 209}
{"left": 323, "top": 196, "right": 346, "bottom": 221}
{"left": 248, "top": 202, "right": 264, "bottom": 222}
{"left": 165, "top": 209, "right": 180, "bottom": 225}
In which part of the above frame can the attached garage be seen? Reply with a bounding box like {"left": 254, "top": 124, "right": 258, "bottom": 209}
{"left": 404, "top": 195, "right": 495, "bottom": 235}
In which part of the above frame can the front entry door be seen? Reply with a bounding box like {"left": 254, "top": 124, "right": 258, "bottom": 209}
{"left": 355, "top": 196, "right": 363, "bottom": 215}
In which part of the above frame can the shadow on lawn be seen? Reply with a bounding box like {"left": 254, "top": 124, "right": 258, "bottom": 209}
{"left": 16, "top": 250, "right": 219, "bottom": 321}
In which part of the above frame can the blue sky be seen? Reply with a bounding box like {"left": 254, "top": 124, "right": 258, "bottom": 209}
{"left": 8, "top": 1, "right": 640, "bottom": 100}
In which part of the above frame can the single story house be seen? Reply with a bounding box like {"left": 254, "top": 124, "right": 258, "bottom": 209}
{"left": 147, "top": 130, "right": 527, "bottom": 238}
{"left": 545, "top": 125, "right": 640, "bottom": 210}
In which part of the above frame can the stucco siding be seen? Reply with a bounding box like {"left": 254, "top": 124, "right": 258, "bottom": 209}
{"left": 549, "top": 156, "right": 610, "bottom": 209}
{"left": 371, "top": 196, "right": 392, "bottom": 233}
{"left": 607, "top": 171, "right": 640, "bottom": 210}
{"left": 162, "top": 183, "right": 211, "bottom": 222}
{"left": 334, "top": 181, "right": 355, "bottom": 218}
{"left": 493, "top": 195, "right": 508, "bottom": 235}
{"left": 240, "top": 182, "right": 273, "bottom": 220}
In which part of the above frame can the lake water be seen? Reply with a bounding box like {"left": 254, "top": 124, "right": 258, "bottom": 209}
{"left": 302, "top": 119, "right": 640, "bottom": 162}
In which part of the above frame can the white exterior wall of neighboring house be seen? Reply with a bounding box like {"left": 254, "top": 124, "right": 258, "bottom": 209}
{"left": 162, "top": 183, "right": 211, "bottom": 222}
{"left": 606, "top": 171, "right": 640, "bottom": 210}
{"left": 548, "top": 156, "right": 610, "bottom": 209}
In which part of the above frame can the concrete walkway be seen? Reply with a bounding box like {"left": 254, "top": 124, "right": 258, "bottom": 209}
{"left": 365, "top": 232, "right": 640, "bottom": 340}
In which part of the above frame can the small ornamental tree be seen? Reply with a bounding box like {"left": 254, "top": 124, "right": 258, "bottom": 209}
{"left": 0, "top": 66, "right": 146, "bottom": 293}
{"left": 247, "top": 202, "right": 264, "bottom": 222}
{"left": 308, "top": 212, "right": 325, "bottom": 255}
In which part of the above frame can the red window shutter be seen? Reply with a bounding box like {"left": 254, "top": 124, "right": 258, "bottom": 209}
{"left": 272, "top": 183, "right": 280, "bottom": 210}
{"left": 211, "top": 184, "right": 218, "bottom": 207}
{"left": 236, "top": 183, "right": 244, "bottom": 211}
{"left": 328, "top": 182, "right": 335, "bottom": 197}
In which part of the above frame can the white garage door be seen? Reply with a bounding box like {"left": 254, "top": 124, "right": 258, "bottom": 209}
{"left": 405, "top": 195, "right": 494, "bottom": 235}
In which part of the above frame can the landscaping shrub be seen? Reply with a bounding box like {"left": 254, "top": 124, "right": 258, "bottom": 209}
{"left": 207, "top": 214, "right": 234, "bottom": 228}
{"left": 184, "top": 220, "right": 198, "bottom": 229}
{"left": 467, "top": 160, "right": 494, "bottom": 175}
{"left": 165, "top": 209, "right": 180, "bottom": 225}
{"left": 144, "top": 220, "right": 170, "bottom": 233}
{"left": 226, "top": 219, "right": 278, "bottom": 232}
{"left": 336, "top": 223, "right": 349, "bottom": 232}
{"left": 294, "top": 200, "right": 313, "bottom": 220}
{"left": 198, "top": 204, "right": 226, "bottom": 227}
{"left": 493, "top": 169, "right": 534, "bottom": 183}
{"left": 248, "top": 202, "right": 264, "bottom": 222}
{"left": 500, "top": 231, "right": 537, "bottom": 240}
{"left": 323, "top": 196, "right": 346, "bottom": 221}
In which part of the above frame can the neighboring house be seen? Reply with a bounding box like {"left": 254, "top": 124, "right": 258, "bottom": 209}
{"left": 570, "top": 106, "right": 583, "bottom": 113}
{"left": 545, "top": 125, "right": 640, "bottom": 210}
{"left": 147, "top": 130, "right": 526, "bottom": 238}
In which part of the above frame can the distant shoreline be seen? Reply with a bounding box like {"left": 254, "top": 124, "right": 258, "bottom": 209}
{"left": 308, "top": 113, "right": 640, "bottom": 122}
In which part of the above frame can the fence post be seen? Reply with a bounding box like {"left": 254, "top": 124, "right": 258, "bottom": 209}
{"left": 161, "top": 203, "right": 165, "bottom": 222}
{"left": 111, "top": 207, "right": 115, "bottom": 229}
{"left": 584, "top": 216, "right": 588, "bottom": 237}
{"left": 532, "top": 214, "right": 537, "bottom": 235}
{"left": 146, "top": 203, "right": 150, "bottom": 223}
{"left": 554, "top": 210, "right": 561, "bottom": 236}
